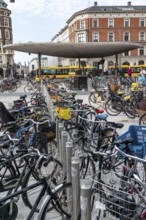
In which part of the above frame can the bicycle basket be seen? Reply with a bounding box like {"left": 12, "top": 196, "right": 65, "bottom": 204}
{"left": 39, "top": 122, "right": 56, "bottom": 141}
{"left": 55, "top": 107, "right": 71, "bottom": 120}
{"left": 110, "top": 84, "right": 120, "bottom": 92}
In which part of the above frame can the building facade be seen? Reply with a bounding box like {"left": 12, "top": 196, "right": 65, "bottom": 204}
{"left": 0, "top": 0, "right": 13, "bottom": 77}
{"left": 51, "top": 1, "right": 146, "bottom": 69}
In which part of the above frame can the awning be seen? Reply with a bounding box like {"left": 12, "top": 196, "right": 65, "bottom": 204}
{"left": 3, "top": 42, "right": 142, "bottom": 58}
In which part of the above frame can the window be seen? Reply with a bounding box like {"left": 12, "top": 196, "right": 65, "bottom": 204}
{"left": 80, "top": 20, "right": 85, "bottom": 29}
{"left": 108, "top": 32, "right": 114, "bottom": 42}
{"left": 0, "top": 30, "right": 1, "bottom": 38}
{"left": 139, "top": 31, "right": 145, "bottom": 41}
{"left": 93, "top": 62, "right": 98, "bottom": 67}
{"left": 122, "top": 61, "right": 130, "bottom": 65}
{"left": 0, "top": 56, "right": 2, "bottom": 63}
{"left": 124, "top": 51, "right": 129, "bottom": 56}
{"left": 93, "top": 19, "right": 98, "bottom": 28}
{"left": 108, "top": 18, "right": 114, "bottom": 27}
{"left": 78, "top": 33, "right": 85, "bottom": 42}
{"left": 5, "top": 29, "right": 10, "bottom": 39}
{"left": 124, "top": 18, "right": 130, "bottom": 27}
{"left": 4, "top": 17, "right": 9, "bottom": 27}
{"left": 108, "top": 61, "right": 114, "bottom": 66}
{"left": 124, "top": 32, "right": 130, "bottom": 41}
{"left": 93, "top": 32, "right": 99, "bottom": 42}
{"left": 139, "top": 18, "right": 145, "bottom": 27}
{"left": 139, "top": 47, "right": 144, "bottom": 56}
{"left": 139, "top": 60, "right": 144, "bottom": 65}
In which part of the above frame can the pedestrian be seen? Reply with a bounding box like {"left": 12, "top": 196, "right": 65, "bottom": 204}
{"left": 139, "top": 66, "right": 146, "bottom": 86}
{"left": 127, "top": 66, "right": 132, "bottom": 77}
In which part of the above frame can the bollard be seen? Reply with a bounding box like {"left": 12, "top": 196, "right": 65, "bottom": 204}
{"left": 66, "top": 142, "right": 73, "bottom": 182}
{"left": 71, "top": 157, "right": 80, "bottom": 220}
{"left": 58, "top": 124, "right": 64, "bottom": 160}
{"left": 80, "top": 178, "right": 92, "bottom": 220}
{"left": 61, "top": 131, "right": 68, "bottom": 173}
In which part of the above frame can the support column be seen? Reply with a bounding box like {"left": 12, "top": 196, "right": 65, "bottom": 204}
{"left": 115, "top": 53, "right": 119, "bottom": 76}
{"left": 38, "top": 53, "right": 41, "bottom": 78}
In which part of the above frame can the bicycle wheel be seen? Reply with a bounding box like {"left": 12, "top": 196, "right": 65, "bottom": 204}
{"left": 47, "top": 140, "right": 57, "bottom": 157}
{"left": 39, "top": 182, "right": 72, "bottom": 220}
{"left": 24, "top": 85, "right": 33, "bottom": 93}
{"left": 0, "top": 163, "right": 17, "bottom": 199}
{"left": 80, "top": 155, "right": 96, "bottom": 180}
{"left": 88, "top": 92, "right": 104, "bottom": 108}
{"left": 21, "top": 159, "right": 64, "bottom": 210}
{"left": 15, "top": 80, "right": 21, "bottom": 88}
{"left": 124, "top": 103, "right": 136, "bottom": 119}
{"left": 105, "top": 99, "right": 122, "bottom": 116}
{"left": 139, "top": 112, "right": 146, "bottom": 125}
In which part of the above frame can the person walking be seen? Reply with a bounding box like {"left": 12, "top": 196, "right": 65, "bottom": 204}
{"left": 127, "top": 66, "right": 132, "bottom": 77}
{"left": 139, "top": 66, "right": 146, "bottom": 86}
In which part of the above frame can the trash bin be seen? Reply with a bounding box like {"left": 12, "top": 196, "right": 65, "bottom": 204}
{"left": 74, "top": 76, "right": 88, "bottom": 90}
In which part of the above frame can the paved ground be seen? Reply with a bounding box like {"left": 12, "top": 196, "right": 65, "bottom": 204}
{"left": 0, "top": 80, "right": 139, "bottom": 220}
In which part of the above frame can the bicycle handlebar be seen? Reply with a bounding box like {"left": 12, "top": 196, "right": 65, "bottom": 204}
{"left": 91, "top": 145, "right": 146, "bottom": 163}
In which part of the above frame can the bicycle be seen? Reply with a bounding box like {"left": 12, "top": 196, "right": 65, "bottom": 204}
{"left": 0, "top": 147, "right": 72, "bottom": 220}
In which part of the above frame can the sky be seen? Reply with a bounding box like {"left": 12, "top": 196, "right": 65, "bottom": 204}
{"left": 4, "top": 0, "right": 146, "bottom": 65}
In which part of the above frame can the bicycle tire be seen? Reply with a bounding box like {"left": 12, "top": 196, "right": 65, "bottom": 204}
{"left": 124, "top": 103, "right": 136, "bottom": 119}
{"left": 88, "top": 92, "right": 104, "bottom": 108}
{"left": 39, "top": 182, "right": 72, "bottom": 220}
{"left": 0, "top": 163, "right": 17, "bottom": 199}
{"left": 105, "top": 99, "right": 122, "bottom": 116}
{"left": 15, "top": 80, "right": 21, "bottom": 88}
{"left": 24, "top": 85, "right": 33, "bottom": 93}
{"left": 139, "top": 112, "right": 146, "bottom": 125}
{"left": 21, "top": 159, "right": 64, "bottom": 210}
{"left": 80, "top": 155, "right": 96, "bottom": 180}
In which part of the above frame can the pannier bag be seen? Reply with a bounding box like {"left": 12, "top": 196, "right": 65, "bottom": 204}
{"left": 39, "top": 122, "right": 56, "bottom": 141}
{"left": 55, "top": 107, "right": 71, "bottom": 120}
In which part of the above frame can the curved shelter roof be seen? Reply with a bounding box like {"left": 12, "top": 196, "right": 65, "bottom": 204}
{"left": 4, "top": 42, "right": 142, "bottom": 58}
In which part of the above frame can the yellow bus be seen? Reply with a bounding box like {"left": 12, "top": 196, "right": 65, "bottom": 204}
{"left": 108, "top": 65, "right": 146, "bottom": 77}
{"left": 34, "top": 65, "right": 95, "bottom": 79}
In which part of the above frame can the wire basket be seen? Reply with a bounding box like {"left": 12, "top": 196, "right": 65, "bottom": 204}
{"left": 91, "top": 170, "right": 146, "bottom": 220}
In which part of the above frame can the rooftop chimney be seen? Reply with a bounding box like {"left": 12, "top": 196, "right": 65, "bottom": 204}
{"left": 127, "top": 1, "right": 131, "bottom": 6}
{"left": 94, "top": 2, "right": 97, "bottom": 6}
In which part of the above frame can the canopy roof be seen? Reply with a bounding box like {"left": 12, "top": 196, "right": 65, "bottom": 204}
{"left": 4, "top": 42, "right": 142, "bottom": 58}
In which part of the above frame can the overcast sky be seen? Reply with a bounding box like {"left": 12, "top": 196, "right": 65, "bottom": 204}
{"left": 4, "top": 0, "right": 146, "bottom": 65}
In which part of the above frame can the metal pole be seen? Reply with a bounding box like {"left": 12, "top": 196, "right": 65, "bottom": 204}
{"left": 80, "top": 178, "right": 92, "bottom": 220}
{"left": 71, "top": 157, "right": 80, "bottom": 220}
{"left": 66, "top": 142, "right": 73, "bottom": 183}
{"left": 58, "top": 123, "right": 64, "bottom": 159}
{"left": 61, "top": 131, "right": 68, "bottom": 173}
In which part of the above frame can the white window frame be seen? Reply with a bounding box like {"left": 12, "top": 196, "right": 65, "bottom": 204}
{"left": 139, "top": 47, "right": 144, "bottom": 56}
{"left": 92, "top": 32, "right": 99, "bottom": 42}
{"left": 78, "top": 33, "right": 85, "bottom": 42}
{"left": 108, "top": 32, "right": 114, "bottom": 42}
{"left": 108, "top": 18, "right": 114, "bottom": 27}
{"left": 93, "top": 19, "right": 98, "bottom": 28}
{"left": 124, "top": 51, "right": 129, "bottom": 56}
{"left": 139, "top": 31, "right": 145, "bottom": 41}
{"left": 139, "top": 18, "right": 145, "bottom": 27}
{"left": 5, "top": 29, "right": 10, "bottom": 39}
{"left": 4, "top": 17, "right": 9, "bottom": 27}
{"left": 80, "top": 20, "right": 85, "bottom": 29}
{"left": 124, "top": 31, "right": 130, "bottom": 41}
{"left": 124, "top": 18, "right": 130, "bottom": 27}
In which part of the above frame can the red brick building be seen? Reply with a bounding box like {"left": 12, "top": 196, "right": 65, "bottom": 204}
{"left": 0, "top": 0, "right": 13, "bottom": 77}
{"left": 52, "top": 1, "right": 146, "bottom": 68}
